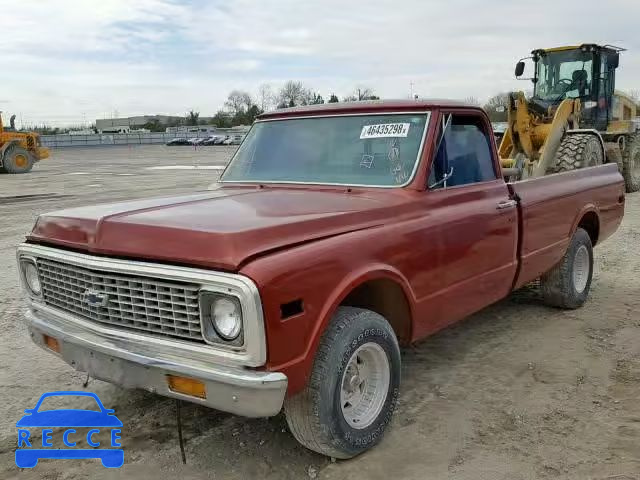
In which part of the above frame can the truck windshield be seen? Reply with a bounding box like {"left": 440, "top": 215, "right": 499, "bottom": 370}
{"left": 534, "top": 49, "right": 593, "bottom": 102}
{"left": 221, "top": 113, "right": 429, "bottom": 187}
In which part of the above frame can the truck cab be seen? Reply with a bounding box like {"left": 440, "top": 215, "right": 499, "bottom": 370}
{"left": 517, "top": 44, "right": 624, "bottom": 131}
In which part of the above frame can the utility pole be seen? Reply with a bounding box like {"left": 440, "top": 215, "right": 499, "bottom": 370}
{"left": 409, "top": 82, "right": 414, "bottom": 99}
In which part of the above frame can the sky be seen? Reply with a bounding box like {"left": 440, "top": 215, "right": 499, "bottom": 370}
{"left": 2, "top": 0, "right": 640, "bottom": 127}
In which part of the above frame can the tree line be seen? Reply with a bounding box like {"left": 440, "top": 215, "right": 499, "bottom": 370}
{"left": 28, "top": 87, "right": 640, "bottom": 134}
{"left": 154, "top": 81, "right": 381, "bottom": 130}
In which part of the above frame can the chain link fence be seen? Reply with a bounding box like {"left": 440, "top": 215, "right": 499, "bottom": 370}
{"left": 40, "top": 131, "right": 214, "bottom": 148}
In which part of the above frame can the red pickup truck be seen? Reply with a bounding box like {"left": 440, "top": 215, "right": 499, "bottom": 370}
{"left": 17, "top": 100, "right": 625, "bottom": 459}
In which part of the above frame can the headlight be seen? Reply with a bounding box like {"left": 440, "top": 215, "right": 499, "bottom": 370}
{"left": 21, "top": 260, "right": 42, "bottom": 296}
{"left": 199, "top": 292, "right": 243, "bottom": 343}
{"left": 211, "top": 297, "right": 242, "bottom": 340}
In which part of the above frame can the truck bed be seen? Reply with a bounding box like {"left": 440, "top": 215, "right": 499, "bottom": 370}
{"left": 509, "top": 163, "right": 625, "bottom": 289}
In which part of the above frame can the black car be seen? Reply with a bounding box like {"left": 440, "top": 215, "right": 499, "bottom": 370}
{"left": 166, "top": 138, "right": 190, "bottom": 146}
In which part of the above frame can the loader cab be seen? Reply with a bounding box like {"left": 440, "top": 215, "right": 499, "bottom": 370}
{"left": 523, "top": 44, "right": 622, "bottom": 131}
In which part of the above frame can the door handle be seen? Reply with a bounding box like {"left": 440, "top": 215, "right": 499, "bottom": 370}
{"left": 496, "top": 199, "right": 517, "bottom": 210}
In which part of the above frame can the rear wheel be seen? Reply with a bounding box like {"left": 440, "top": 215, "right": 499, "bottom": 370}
{"left": 541, "top": 227, "right": 593, "bottom": 309}
{"left": 284, "top": 307, "right": 401, "bottom": 459}
{"left": 554, "top": 133, "right": 604, "bottom": 173}
{"left": 621, "top": 134, "right": 640, "bottom": 193}
{"left": 2, "top": 146, "right": 35, "bottom": 173}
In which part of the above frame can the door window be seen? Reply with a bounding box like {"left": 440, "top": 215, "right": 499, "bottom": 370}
{"left": 428, "top": 115, "right": 497, "bottom": 189}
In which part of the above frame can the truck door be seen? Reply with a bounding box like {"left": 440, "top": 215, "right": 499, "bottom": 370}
{"left": 415, "top": 111, "right": 518, "bottom": 336}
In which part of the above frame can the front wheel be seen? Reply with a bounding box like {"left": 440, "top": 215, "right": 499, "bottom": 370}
{"left": 2, "top": 146, "right": 35, "bottom": 173}
{"left": 541, "top": 227, "right": 593, "bottom": 309}
{"left": 553, "top": 133, "right": 603, "bottom": 173}
{"left": 284, "top": 307, "right": 401, "bottom": 458}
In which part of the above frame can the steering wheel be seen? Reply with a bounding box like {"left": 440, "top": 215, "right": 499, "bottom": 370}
{"left": 549, "top": 78, "right": 574, "bottom": 99}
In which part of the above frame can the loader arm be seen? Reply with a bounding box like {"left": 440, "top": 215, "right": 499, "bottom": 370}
{"left": 499, "top": 92, "right": 580, "bottom": 179}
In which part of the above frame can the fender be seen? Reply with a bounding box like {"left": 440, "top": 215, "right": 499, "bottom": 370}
{"left": 277, "top": 263, "right": 417, "bottom": 395}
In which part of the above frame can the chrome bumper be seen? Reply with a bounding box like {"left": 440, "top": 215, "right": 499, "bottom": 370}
{"left": 25, "top": 306, "right": 287, "bottom": 418}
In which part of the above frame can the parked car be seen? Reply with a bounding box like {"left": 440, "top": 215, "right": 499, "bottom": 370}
{"left": 188, "top": 137, "right": 206, "bottom": 146}
{"left": 17, "top": 100, "right": 625, "bottom": 460}
{"left": 165, "top": 137, "right": 190, "bottom": 146}
{"left": 221, "top": 135, "right": 233, "bottom": 145}
{"left": 230, "top": 135, "right": 245, "bottom": 145}
{"left": 203, "top": 135, "right": 224, "bottom": 146}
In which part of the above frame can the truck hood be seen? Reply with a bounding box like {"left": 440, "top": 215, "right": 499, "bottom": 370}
{"left": 29, "top": 187, "right": 406, "bottom": 271}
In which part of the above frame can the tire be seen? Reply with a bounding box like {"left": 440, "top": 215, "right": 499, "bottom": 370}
{"left": 553, "top": 133, "right": 604, "bottom": 173}
{"left": 284, "top": 307, "right": 401, "bottom": 459}
{"left": 621, "top": 134, "right": 640, "bottom": 193}
{"left": 541, "top": 227, "right": 593, "bottom": 309}
{"left": 2, "top": 146, "right": 35, "bottom": 173}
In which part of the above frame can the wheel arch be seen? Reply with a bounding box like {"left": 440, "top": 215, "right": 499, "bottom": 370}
{"left": 305, "top": 265, "right": 416, "bottom": 363}
{"left": 339, "top": 276, "right": 414, "bottom": 346}
{"left": 571, "top": 205, "right": 600, "bottom": 246}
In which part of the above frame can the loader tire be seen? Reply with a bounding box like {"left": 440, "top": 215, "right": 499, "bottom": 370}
{"left": 621, "top": 134, "right": 640, "bottom": 193}
{"left": 541, "top": 227, "right": 593, "bottom": 309}
{"left": 553, "top": 134, "right": 603, "bottom": 173}
{"left": 1, "top": 146, "right": 34, "bottom": 173}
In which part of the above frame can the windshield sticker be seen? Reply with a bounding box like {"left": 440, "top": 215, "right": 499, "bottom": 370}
{"left": 360, "top": 154, "right": 374, "bottom": 168}
{"left": 360, "top": 123, "right": 410, "bottom": 139}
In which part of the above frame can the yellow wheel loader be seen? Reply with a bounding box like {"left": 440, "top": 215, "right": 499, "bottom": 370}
{"left": 499, "top": 44, "right": 640, "bottom": 192}
{"left": 0, "top": 112, "right": 50, "bottom": 174}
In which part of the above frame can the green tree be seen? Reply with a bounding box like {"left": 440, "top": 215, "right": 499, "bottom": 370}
{"left": 309, "top": 92, "right": 325, "bottom": 104}
{"left": 186, "top": 110, "right": 200, "bottom": 126}
{"left": 328, "top": 94, "right": 339, "bottom": 103}
{"left": 143, "top": 119, "right": 164, "bottom": 132}
{"left": 212, "top": 110, "right": 232, "bottom": 128}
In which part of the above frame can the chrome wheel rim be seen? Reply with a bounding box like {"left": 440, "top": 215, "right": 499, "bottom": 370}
{"left": 340, "top": 342, "right": 390, "bottom": 430}
{"left": 573, "top": 245, "right": 590, "bottom": 293}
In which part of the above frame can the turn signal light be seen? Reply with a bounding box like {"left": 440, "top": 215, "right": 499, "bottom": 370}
{"left": 166, "top": 375, "right": 207, "bottom": 399}
{"left": 43, "top": 335, "right": 60, "bottom": 353}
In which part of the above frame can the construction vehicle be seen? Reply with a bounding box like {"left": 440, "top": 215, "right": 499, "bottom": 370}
{"left": 498, "top": 44, "right": 640, "bottom": 192}
{"left": 0, "top": 112, "right": 50, "bottom": 174}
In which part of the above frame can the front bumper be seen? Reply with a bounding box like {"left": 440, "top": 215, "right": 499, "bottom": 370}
{"left": 26, "top": 306, "right": 287, "bottom": 418}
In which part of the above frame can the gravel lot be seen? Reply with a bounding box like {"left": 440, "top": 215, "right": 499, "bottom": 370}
{"left": 1, "top": 145, "right": 639, "bottom": 480}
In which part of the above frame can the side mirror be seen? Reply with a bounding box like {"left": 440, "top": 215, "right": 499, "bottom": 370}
{"left": 515, "top": 61, "right": 526, "bottom": 77}
{"left": 611, "top": 53, "right": 619, "bottom": 69}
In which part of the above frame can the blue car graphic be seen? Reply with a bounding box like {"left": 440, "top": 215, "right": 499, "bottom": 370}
{"left": 16, "top": 391, "right": 123, "bottom": 468}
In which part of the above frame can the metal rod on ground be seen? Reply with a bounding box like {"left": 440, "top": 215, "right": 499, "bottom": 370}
{"left": 82, "top": 372, "right": 91, "bottom": 388}
{"left": 176, "top": 399, "right": 187, "bottom": 464}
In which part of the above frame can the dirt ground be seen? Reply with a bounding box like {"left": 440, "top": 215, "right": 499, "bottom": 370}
{"left": 1, "top": 145, "right": 639, "bottom": 480}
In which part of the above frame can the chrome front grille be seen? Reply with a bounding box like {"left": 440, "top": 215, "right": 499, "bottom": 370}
{"left": 36, "top": 258, "right": 204, "bottom": 342}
